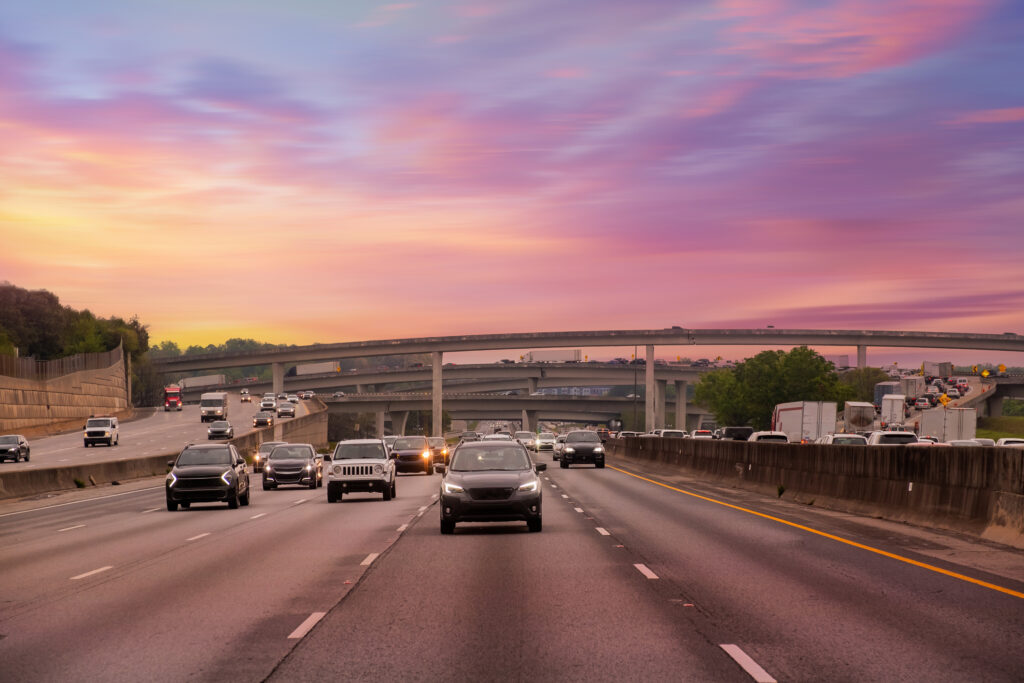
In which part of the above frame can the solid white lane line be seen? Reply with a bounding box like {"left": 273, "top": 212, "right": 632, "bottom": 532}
{"left": 431, "top": 494, "right": 438, "bottom": 500}
{"left": 186, "top": 533, "right": 210, "bottom": 541}
{"left": 58, "top": 524, "right": 86, "bottom": 532}
{"left": 719, "top": 644, "right": 777, "bottom": 683}
{"left": 574, "top": 507, "right": 584, "bottom": 513}
{"left": 250, "top": 513, "right": 267, "bottom": 519}
{"left": 360, "top": 553, "right": 379, "bottom": 566}
{"left": 292, "top": 498, "right": 307, "bottom": 506}
{"left": 142, "top": 507, "right": 161, "bottom": 514}
{"left": 288, "top": 612, "right": 327, "bottom": 639}
{"left": 595, "top": 527, "right": 610, "bottom": 536}
{"left": 418, "top": 505, "right": 428, "bottom": 512}
{"left": 71, "top": 566, "right": 113, "bottom": 580}
{"left": 397, "top": 524, "right": 408, "bottom": 532}
{"left": 0, "top": 486, "right": 165, "bottom": 518}
{"left": 634, "top": 563, "right": 659, "bottom": 579}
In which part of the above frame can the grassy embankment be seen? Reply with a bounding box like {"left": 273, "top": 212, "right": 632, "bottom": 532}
{"left": 977, "top": 416, "right": 1024, "bottom": 441}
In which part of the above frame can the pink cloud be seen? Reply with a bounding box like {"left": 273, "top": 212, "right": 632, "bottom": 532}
{"left": 546, "top": 67, "right": 587, "bottom": 79}
{"left": 946, "top": 107, "right": 1024, "bottom": 125}
{"left": 682, "top": 81, "right": 752, "bottom": 118}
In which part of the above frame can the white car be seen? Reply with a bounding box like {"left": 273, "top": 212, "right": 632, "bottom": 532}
{"left": 815, "top": 433, "right": 868, "bottom": 445}
{"left": 326, "top": 439, "right": 396, "bottom": 502}
{"left": 552, "top": 435, "right": 567, "bottom": 460}
{"left": 661, "top": 430, "right": 687, "bottom": 438}
{"left": 748, "top": 431, "right": 789, "bottom": 443}
{"left": 866, "top": 431, "right": 919, "bottom": 445}
{"left": 995, "top": 438, "right": 1024, "bottom": 448}
{"left": 514, "top": 431, "right": 536, "bottom": 450}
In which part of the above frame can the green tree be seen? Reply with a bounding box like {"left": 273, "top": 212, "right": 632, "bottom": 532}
{"left": 695, "top": 347, "right": 854, "bottom": 429}
{"left": 839, "top": 367, "right": 890, "bottom": 403}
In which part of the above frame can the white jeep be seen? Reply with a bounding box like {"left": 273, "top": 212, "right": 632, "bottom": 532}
{"left": 84, "top": 416, "right": 119, "bottom": 447}
{"left": 326, "top": 439, "right": 396, "bottom": 503}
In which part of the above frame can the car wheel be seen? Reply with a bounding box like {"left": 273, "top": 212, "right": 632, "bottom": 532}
{"left": 181, "top": 502, "right": 191, "bottom": 510}
{"left": 240, "top": 488, "right": 250, "bottom": 506}
{"left": 317, "top": 476, "right": 323, "bottom": 488}
{"left": 227, "top": 489, "right": 239, "bottom": 509}
{"left": 382, "top": 483, "right": 392, "bottom": 501}
{"left": 262, "top": 482, "right": 271, "bottom": 491}
{"left": 440, "top": 519, "right": 455, "bottom": 534}
{"left": 327, "top": 487, "right": 338, "bottom": 503}
{"left": 24, "top": 450, "right": 29, "bottom": 461}
{"left": 166, "top": 499, "right": 178, "bottom": 511}
{"left": 308, "top": 476, "right": 317, "bottom": 489}
{"left": 528, "top": 518, "right": 542, "bottom": 533}
{"left": 560, "top": 459, "right": 568, "bottom": 468}
{"left": 596, "top": 460, "right": 605, "bottom": 469}
{"left": 390, "top": 480, "right": 397, "bottom": 499}
{"left": 425, "top": 462, "right": 433, "bottom": 476}
{"left": 84, "top": 442, "right": 89, "bottom": 448}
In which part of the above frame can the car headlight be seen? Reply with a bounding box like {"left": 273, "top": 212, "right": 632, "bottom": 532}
{"left": 167, "top": 472, "right": 177, "bottom": 487}
{"left": 306, "top": 464, "right": 312, "bottom": 471}
{"left": 443, "top": 481, "right": 464, "bottom": 494}
{"left": 422, "top": 450, "right": 431, "bottom": 459}
{"left": 442, "top": 448, "right": 449, "bottom": 456}
{"left": 373, "top": 464, "right": 382, "bottom": 474}
{"left": 254, "top": 454, "right": 261, "bottom": 462}
{"left": 221, "top": 470, "right": 232, "bottom": 485}
{"left": 332, "top": 465, "right": 341, "bottom": 475}
{"left": 264, "top": 465, "right": 272, "bottom": 473}
{"left": 594, "top": 446, "right": 604, "bottom": 453}
{"left": 518, "top": 480, "right": 538, "bottom": 492}
{"left": 565, "top": 447, "right": 575, "bottom": 454}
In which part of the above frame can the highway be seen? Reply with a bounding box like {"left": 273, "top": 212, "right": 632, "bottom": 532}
{"left": 2, "top": 395, "right": 307, "bottom": 472}
{"left": 1, "top": 450, "right": 1022, "bottom": 681}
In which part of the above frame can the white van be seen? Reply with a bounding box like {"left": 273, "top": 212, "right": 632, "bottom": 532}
{"left": 200, "top": 392, "right": 229, "bottom": 423}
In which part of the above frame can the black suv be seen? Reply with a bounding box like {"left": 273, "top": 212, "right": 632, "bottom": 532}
{"left": 166, "top": 443, "right": 250, "bottom": 510}
{"left": 560, "top": 430, "right": 606, "bottom": 468}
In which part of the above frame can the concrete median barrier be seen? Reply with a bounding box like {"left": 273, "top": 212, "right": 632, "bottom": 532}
{"left": 608, "top": 438, "right": 1024, "bottom": 548}
{"left": 0, "top": 453, "right": 175, "bottom": 500}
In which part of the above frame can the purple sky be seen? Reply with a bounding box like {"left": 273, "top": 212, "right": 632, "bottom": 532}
{"left": 2, "top": 0, "right": 1023, "bottom": 365}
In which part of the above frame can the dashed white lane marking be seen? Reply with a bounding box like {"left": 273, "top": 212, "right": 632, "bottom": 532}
{"left": 561, "top": 494, "right": 569, "bottom": 498}
{"left": 142, "top": 507, "right": 161, "bottom": 514}
{"left": 0, "top": 486, "right": 164, "bottom": 518}
{"left": 71, "top": 566, "right": 113, "bottom": 580}
{"left": 59, "top": 459, "right": 69, "bottom": 462}
{"left": 550, "top": 484, "right": 558, "bottom": 489}
{"left": 418, "top": 505, "right": 428, "bottom": 512}
{"left": 58, "top": 524, "right": 86, "bottom": 532}
{"left": 292, "top": 498, "right": 307, "bottom": 506}
{"left": 186, "top": 533, "right": 210, "bottom": 541}
{"left": 719, "top": 644, "right": 777, "bottom": 683}
{"left": 288, "top": 612, "right": 327, "bottom": 639}
{"left": 250, "top": 513, "right": 267, "bottom": 519}
{"left": 634, "top": 563, "right": 659, "bottom": 579}
{"left": 360, "top": 553, "right": 379, "bottom": 566}
{"left": 397, "top": 524, "right": 408, "bottom": 532}
{"left": 595, "top": 527, "right": 610, "bottom": 536}
{"left": 574, "top": 507, "right": 584, "bottom": 513}
{"left": 431, "top": 494, "right": 438, "bottom": 500}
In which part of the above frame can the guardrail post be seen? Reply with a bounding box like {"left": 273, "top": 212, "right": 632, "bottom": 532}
{"left": 674, "top": 380, "right": 688, "bottom": 431}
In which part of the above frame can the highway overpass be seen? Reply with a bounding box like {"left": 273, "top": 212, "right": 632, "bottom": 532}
{"left": 155, "top": 327, "right": 1024, "bottom": 433}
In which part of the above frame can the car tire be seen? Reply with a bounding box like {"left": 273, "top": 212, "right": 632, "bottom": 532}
{"left": 440, "top": 519, "right": 455, "bottom": 534}
{"left": 425, "top": 462, "right": 433, "bottom": 476}
{"left": 596, "top": 460, "right": 605, "bottom": 468}
{"left": 181, "top": 502, "right": 191, "bottom": 510}
{"left": 166, "top": 499, "right": 178, "bottom": 511}
{"left": 317, "top": 476, "right": 323, "bottom": 488}
{"left": 390, "top": 480, "right": 397, "bottom": 499}
{"left": 84, "top": 442, "right": 89, "bottom": 448}
{"left": 560, "top": 459, "right": 568, "bottom": 468}
{"left": 528, "top": 518, "right": 542, "bottom": 533}
{"left": 228, "top": 489, "right": 239, "bottom": 509}
{"left": 383, "top": 483, "right": 392, "bottom": 501}
{"left": 240, "top": 488, "right": 250, "bottom": 506}
{"left": 327, "top": 487, "right": 338, "bottom": 503}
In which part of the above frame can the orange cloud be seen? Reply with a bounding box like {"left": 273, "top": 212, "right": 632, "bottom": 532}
{"left": 946, "top": 107, "right": 1024, "bottom": 125}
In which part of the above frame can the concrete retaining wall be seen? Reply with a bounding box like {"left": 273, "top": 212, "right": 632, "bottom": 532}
{"left": 610, "top": 438, "right": 1024, "bottom": 547}
{"left": 0, "top": 356, "right": 128, "bottom": 433}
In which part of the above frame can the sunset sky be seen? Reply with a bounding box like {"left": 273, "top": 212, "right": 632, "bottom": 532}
{"left": 2, "top": 1, "right": 1023, "bottom": 365}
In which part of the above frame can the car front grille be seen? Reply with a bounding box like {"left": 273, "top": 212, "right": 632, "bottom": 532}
{"left": 468, "top": 487, "right": 515, "bottom": 501}
{"left": 270, "top": 467, "right": 304, "bottom": 483}
{"left": 341, "top": 464, "right": 377, "bottom": 476}
{"left": 86, "top": 430, "right": 108, "bottom": 437}
{"left": 176, "top": 476, "right": 224, "bottom": 490}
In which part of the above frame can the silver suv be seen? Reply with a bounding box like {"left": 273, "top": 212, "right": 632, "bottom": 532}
{"left": 83, "top": 416, "right": 119, "bottom": 447}
{"left": 326, "top": 439, "right": 396, "bottom": 502}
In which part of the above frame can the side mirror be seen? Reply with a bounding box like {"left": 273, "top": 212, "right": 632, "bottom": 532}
{"left": 389, "top": 452, "right": 397, "bottom": 460}
{"left": 435, "top": 464, "right": 447, "bottom": 474}
{"left": 322, "top": 454, "right": 332, "bottom": 462}
{"left": 167, "top": 460, "right": 175, "bottom": 468}
{"left": 535, "top": 463, "right": 547, "bottom": 473}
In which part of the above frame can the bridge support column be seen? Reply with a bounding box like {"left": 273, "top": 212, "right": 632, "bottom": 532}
{"left": 391, "top": 411, "right": 409, "bottom": 435}
{"left": 674, "top": 381, "right": 687, "bottom": 430}
{"left": 656, "top": 380, "right": 667, "bottom": 429}
{"left": 857, "top": 345, "right": 867, "bottom": 369}
{"left": 521, "top": 409, "right": 530, "bottom": 432}
{"left": 645, "top": 345, "right": 655, "bottom": 432}
{"left": 356, "top": 384, "right": 366, "bottom": 394}
{"left": 988, "top": 396, "right": 1003, "bottom": 418}
{"left": 525, "top": 411, "right": 538, "bottom": 433}
{"left": 272, "top": 363, "right": 284, "bottom": 396}
{"left": 527, "top": 377, "right": 538, "bottom": 395}
{"left": 375, "top": 411, "right": 386, "bottom": 437}
{"left": 432, "top": 351, "right": 443, "bottom": 437}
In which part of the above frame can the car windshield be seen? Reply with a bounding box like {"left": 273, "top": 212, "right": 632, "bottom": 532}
{"left": 394, "top": 437, "right": 427, "bottom": 450}
{"left": 566, "top": 432, "right": 600, "bottom": 443}
{"left": 539, "top": 433, "right": 555, "bottom": 439}
{"left": 0, "top": 436, "right": 18, "bottom": 444}
{"left": 210, "top": 421, "right": 229, "bottom": 428}
{"left": 177, "top": 447, "right": 231, "bottom": 466}
{"left": 428, "top": 437, "right": 445, "bottom": 447}
{"left": 334, "top": 443, "right": 387, "bottom": 460}
{"left": 258, "top": 442, "right": 285, "bottom": 454}
{"left": 86, "top": 419, "right": 111, "bottom": 428}
{"left": 451, "top": 446, "right": 532, "bottom": 471}
{"left": 514, "top": 432, "right": 533, "bottom": 439}
{"left": 271, "top": 446, "right": 312, "bottom": 459}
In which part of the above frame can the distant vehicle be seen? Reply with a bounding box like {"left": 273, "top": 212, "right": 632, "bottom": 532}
{"left": 326, "top": 439, "right": 396, "bottom": 502}
{"left": 748, "top": 431, "right": 789, "bottom": 443}
{"left": 253, "top": 440, "right": 286, "bottom": 472}
{"left": 459, "top": 431, "right": 481, "bottom": 442}
{"left": 286, "top": 394, "right": 300, "bottom": 404}
{"left": 946, "top": 388, "right": 961, "bottom": 399}
{"left": 439, "top": 440, "right": 545, "bottom": 534}
{"left": 391, "top": 436, "right": 433, "bottom": 475}
{"left": 260, "top": 398, "right": 277, "bottom": 412}
{"left": 294, "top": 361, "right": 341, "bottom": 376}
{"left": 946, "top": 439, "right": 980, "bottom": 447}
{"left": 207, "top": 420, "right": 234, "bottom": 440}
{"left": 690, "top": 429, "right": 714, "bottom": 439}
{"left": 382, "top": 435, "right": 399, "bottom": 452}
{"left": 719, "top": 426, "right": 754, "bottom": 441}
{"left": 552, "top": 434, "right": 567, "bottom": 460}
{"left": 253, "top": 412, "right": 274, "bottom": 428}
{"left": 561, "top": 430, "right": 605, "bottom": 468}
{"left": 617, "top": 431, "right": 640, "bottom": 438}
{"left": 484, "top": 433, "right": 514, "bottom": 441}
{"left": 535, "top": 433, "right": 556, "bottom": 451}
{"left": 0, "top": 434, "right": 30, "bottom": 462}
{"left": 240, "top": 388, "right": 251, "bottom": 403}
{"left": 772, "top": 401, "right": 837, "bottom": 443}
{"left": 880, "top": 394, "right": 908, "bottom": 429}
{"left": 815, "top": 433, "right": 867, "bottom": 445}
{"left": 332, "top": 391, "right": 346, "bottom": 398}
{"left": 83, "top": 416, "right": 119, "bottom": 447}
{"left": 514, "top": 431, "right": 536, "bottom": 450}
{"left": 199, "top": 391, "right": 229, "bottom": 423}
{"left": 595, "top": 427, "right": 610, "bottom": 441}
{"left": 522, "top": 349, "right": 582, "bottom": 363}
{"left": 166, "top": 443, "right": 249, "bottom": 510}
{"left": 996, "top": 438, "right": 1024, "bottom": 448}
{"left": 428, "top": 436, "right": 450, "bottom": 466}
{"left": 276, "top": 402, "right": 296, "bottom": 418}
{"left": 178, "top": 374, "right": 226, "bottom": 390}
{"left": 914, "top": 398, "right": 931, "bottom": 410}
{"left": 163, "top": 385, "right": 183, "bottom": 411}
{"left": 299, "top": 390, "right": 315, "bottom": 399}
{"left": 866, "top": 431, "right": 920, "bottom": 445}
{"left": 277, "top": 393, "right": 287, "bottom": 401}
{"left": 263, "top": 443, "right": 322, "bottom": 490}
{"left": 973, "top": 438, "right": 995, "bottom": 447}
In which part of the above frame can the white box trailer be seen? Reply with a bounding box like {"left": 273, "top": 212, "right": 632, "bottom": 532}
{"left": 880, "top": 394, "right": 906, "bottom": 429}
{"left": 843, "top": 402, "right": 876, "bottom": 433}
{"left": 920, "top": 407, "right": 977, "bottom": 442}
{"left": 179, "top": 374, "right": 226, "bottom": 389}
{"left": 523, "top": 349, "right": 582, "bottom": 363}
{"left": 771, "top": 401, "right": 838, "bottom": 443}
{"left": 900, "top": 376, "right": 926, "bottom": 400}
{"left": 295, "top": 361, "right": 341, "bottom": 376}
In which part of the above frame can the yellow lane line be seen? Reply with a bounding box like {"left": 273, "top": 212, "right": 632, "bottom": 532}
{"left": 608, "top": 464, "right": 1024, "bottom": 600}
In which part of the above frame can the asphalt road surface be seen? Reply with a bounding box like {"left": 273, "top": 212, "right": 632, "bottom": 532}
{"left": 1, "top": 397, "right": 307, "bottom": 472}
{"left": 1, "top": 449, "right": 1022, "bottom": 682}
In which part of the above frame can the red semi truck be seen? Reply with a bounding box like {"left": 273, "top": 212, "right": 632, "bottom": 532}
{"left": 163, "top": 385, "right": 183, "bottom": 411}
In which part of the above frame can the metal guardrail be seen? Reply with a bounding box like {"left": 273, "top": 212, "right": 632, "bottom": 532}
{"left": 0, "top": 346, "right": 123, "bottom": 381}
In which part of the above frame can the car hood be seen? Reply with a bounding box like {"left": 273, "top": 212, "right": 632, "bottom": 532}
{"left": 445, "top": 470, "right": 533, "bottom": 488}
{"left": 173, "top": 465, "right": 231, "bottom": 477}
{"left": 267, "top": 458, "right": 312, "bottom": 466}
{"left": 565, "top": 442, "right": 602, "bottom": 450}
{"left": 393, "top": 448, "right": 427, "bottom": 456}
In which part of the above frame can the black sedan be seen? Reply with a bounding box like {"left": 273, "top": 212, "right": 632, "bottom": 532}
{"left": 439, "top": 441, "right": 546, "bottom": 533}
{"left": 253, "top": 440, "right": 286, "bottom": 473}
{"left": 166, "top": 444, "right": 250, "bottom": 510}
{"left": 263, "top": 443, "right": 322, "bottom": 490}
{"left": 560, "top": 430, "right": 606, "bottom": 468}
{"left": 207, "top": 420, "right": 234, "bottom": 440}
{"left": 391, "top": 436, "right": 433, "bottom": 475}
{"left": 0, "top": 434, "right": 30, "bottom": 462}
